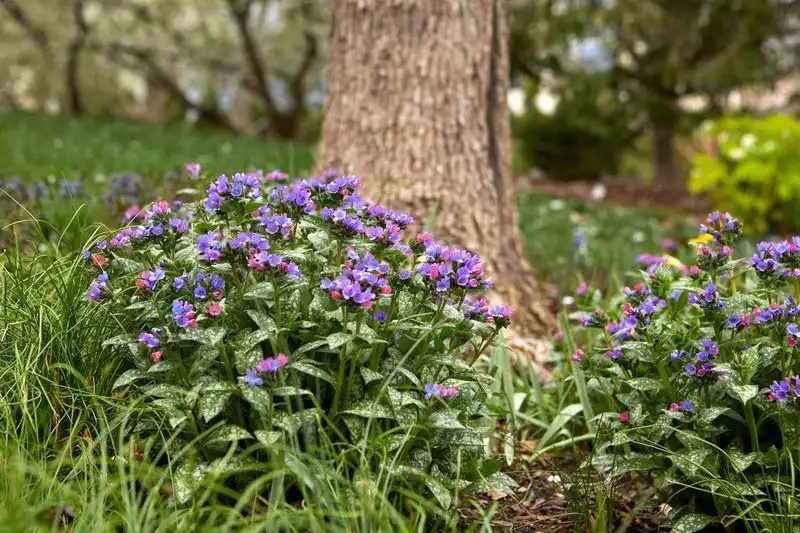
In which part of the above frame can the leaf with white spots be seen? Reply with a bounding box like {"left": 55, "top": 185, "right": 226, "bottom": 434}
{"left": 112, "top": 368, "right": 148, "bottom": 389}
{"left": 671, "top": 514, "right": 714, "bottom": 533}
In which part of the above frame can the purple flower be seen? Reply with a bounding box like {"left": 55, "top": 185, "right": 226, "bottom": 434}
{"left": 685, "top": 363, "right": 697, "bottom": 376}
{"left": 424, "top": 383, "right": 459, "bottom": 400}
{"left": 138, "top": 329, "right": 161, "bottom": 348}
{"left": 681, "top": 400, "right": 694, "bottom": 412}
{"left": 374, "top": 311, "right": 387, "bottom": 324}
{"left": 727, "top": 315, "right": 741, "bottom": 328}
{"left": 257, "top": 353, "right": 288, "bottom": 374}
{"left": 769, "top": 380, "right": 791, "bottom": 403}
{"left": 240, "top": 368, "right": 263, "bottom": 388}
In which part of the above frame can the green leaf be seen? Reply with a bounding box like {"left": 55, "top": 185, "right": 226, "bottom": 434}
{"left": 289, "top": 361, "right": 336, "bottom": 385}
{"left": 293, "top": 339, "right": 329, "bottom": 355}
{"left": 327, "top": 332, "right": 352, "bottom": 350}
{"left": 396, "top": 367, "right": 422, "bottom": 387}
{"left": 273, "top": 409, "right": 320, "bottom": 433}
{"left": 429, "top": 411, "right": 465, "bottom": 429}
{"left": 272, "top": 386, "right": 311, "bottom": 396}
{"left": 207, "top": 424, "right": 252, "bottom": 444}
{"left": 360, "top": 367, "right": 384, "bottom": 386}
{"left": 246, "top": 310, "right": 276, "bottom": 332}
{"left": 626, "top": 377, "right": 662, "bottom": 392}
{"left": 728, "top": 448, "right": 756, "bottom": 472}
{"left": 199, "top": 383, "right": 235, "bottom": 422}
{"left": 387, "top": 388, "right": 425, "bottom": 409}
{"left": 147, "top": 360, "right": 175, "bottom": 373}
{"left": 178, "top": 327, "right": 225, "bottom": 346}
{"left": 727, "top": 384, "right": 759, "bottom": 405}
{"left": 190, "top": 345, "right": 221, "bottom": 377}
{"left": 425, "top": 477, "right": 452, "bottom": 509}
{"left": 103, "top": 334, "right": 136, "bottom": 347}
{"left": 698, "top": 407, "right": 729, "bottom": 425}
{"left": 174, "top": 460, "right": 211, "bottom": 504}
{"left": 307, "top": 231, "right": 329, "bottom": 251}
{"left": 238, "top": 329, "right": 273, "bottom": 352}
{"left": 672, "top": 449, "right": 712, "bottom": 478}
{"left": 244, "top": 282, "right": 273, "bottom": 300}
{"left": 343, "top": 401, "right": 395, "bottom": 419}
{"left": 254, "top": 430, "right": 283, "bottom": 449}
{"left": 467, "top": 472, "right": 519, "bottom": 494}
{"left": 671, "top": 514, "right": 714, "bottom": 533}
{"left": 539, "top": 403, "right": 583, "bottom": 449}
{"left": 113, "top": 369, "right": 148, "bottom": 389}
{"left": 431, "top": 428, "right": 486, "bottom": 447}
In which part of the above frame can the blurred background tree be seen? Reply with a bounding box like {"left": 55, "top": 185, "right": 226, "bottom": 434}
{"left": 0, "top": 0, "right": 329, "bottom": 142}
{"left": 509, "top": 0, "right": 799, "bottom": 182}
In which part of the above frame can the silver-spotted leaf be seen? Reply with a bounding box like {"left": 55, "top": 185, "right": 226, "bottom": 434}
{"left": 327, "top": 332, "right": 352, "bottom": 350}
{"left": 360, "top": 367, "right": 384, "bottom": 385}
{"left": 343, "top": 401, "right": 395, "bottom": 419}
{"left": 626, "top": 378, "right": 662, "bottom": 392}
{"left": 254, "top": 430, "right": 283, "bottom": 449}
{"left": 289, "top": 361, "right": 335, "bottom": 384}
{"left": 113, "top": 368, "right": 148, "bottom": 389}
{"left": 727, "top": 384, "right": 759, "bottom": 405}
{"left": 671, "top": 514, "right": 714, "bottom": 533}
{"left": 425, "top": 477, "right": 452, "bottom": 509}
{"left": 429, "top": 411, "right": 465, "bottom": 429}
{"left": 208, "top": 424, "right": 252, "bottom": 444}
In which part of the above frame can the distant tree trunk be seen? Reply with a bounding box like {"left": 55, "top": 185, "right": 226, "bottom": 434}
{"left": 651, "top": 118, "right": 677, "bottom": 183}
{"left": 316, "top": 0, "right": 554, "bottom": 336}
{"left": 64, "top": 0, "right": 89, "bottom": 115}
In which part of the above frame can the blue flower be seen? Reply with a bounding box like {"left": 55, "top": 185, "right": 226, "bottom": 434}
{"left": 240, "top": 368, "right": 263, "bottom": 388}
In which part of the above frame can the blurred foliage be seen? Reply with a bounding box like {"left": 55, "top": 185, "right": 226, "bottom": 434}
{"left": 512, "top": 74, "right": 642, "bottom": 180}
{"left": 690, "top": 114, "right": 800, "bottom": 234}
{"left": 509, "top": 0, "right": 796, "bottom": 182}
{"left": 0, "top": 110, "right": 314, "bottom": 180}
{"left": 516, "top": 190, "right": 699, "bottom": 295}
{"left": 0, "top": 0, "right": 329, "bottom": 140}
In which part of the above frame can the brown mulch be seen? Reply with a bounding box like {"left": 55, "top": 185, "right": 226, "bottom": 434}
{"left": 519, "top": 177, "right": 710, "bottom": 214}
{"left": 458, "top": 455, "right": 665, "bottom": 532}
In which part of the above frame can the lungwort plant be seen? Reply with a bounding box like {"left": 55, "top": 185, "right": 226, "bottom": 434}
{"left": 569, "top": 212, "right": 800, "bottom": 531}
{"left": 82, "top": 166, "right": 515, "bottom": 510}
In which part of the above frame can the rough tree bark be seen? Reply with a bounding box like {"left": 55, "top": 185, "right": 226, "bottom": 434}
{"left": 315, "top": 0, "right": 554, "bottom": 337}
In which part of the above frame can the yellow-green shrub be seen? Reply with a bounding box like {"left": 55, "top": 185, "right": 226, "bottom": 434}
{"left": 690, "top": 114, "right": 800, "bottom": 234}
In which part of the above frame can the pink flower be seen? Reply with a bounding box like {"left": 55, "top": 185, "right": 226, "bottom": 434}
{"left": 553, "top": 331, "right": 564, "bottom": 341}
{"left": 669, "top": 403, "right": 680, "bottom": 412}
{"left": 92, "top": 254, "right": 106, "bottom": 267}
{"left": 789, "top": 337, "right": 798, "bottom": 348}
{"left": 619, "top": 411, "right": 630, "bottom": 423}
{"left": 151, "top": 351, "right": 163, "bottom": 362}
{"left": 571, "top": 349, "right": 584, "bottom": 362}
{"left": 207, "top": 303, "right": 223, "bottom": 317}
{"left": 123, "top": 205, "right": 143, "bottom": 221}
{"left": 576, "top": 282, "right": 588, "bottom": 296}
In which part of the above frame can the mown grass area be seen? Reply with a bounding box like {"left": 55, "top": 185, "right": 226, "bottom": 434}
{"left": 0, "top": 110, "right": 314, "bottom": 181}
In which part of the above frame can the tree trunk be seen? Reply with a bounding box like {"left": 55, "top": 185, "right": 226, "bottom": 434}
{"left": 315, "top": 0, "right": 554, "bottom": 337}
{"left": 651, "top": 119, "right": 677, "bottom": 183}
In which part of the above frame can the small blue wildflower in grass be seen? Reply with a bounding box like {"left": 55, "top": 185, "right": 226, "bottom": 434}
{"left": 727, "top": 315, "right": 741, "bottom": 328}
{"left": 681, "top": 400, "right": 694, "bottom": 412}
